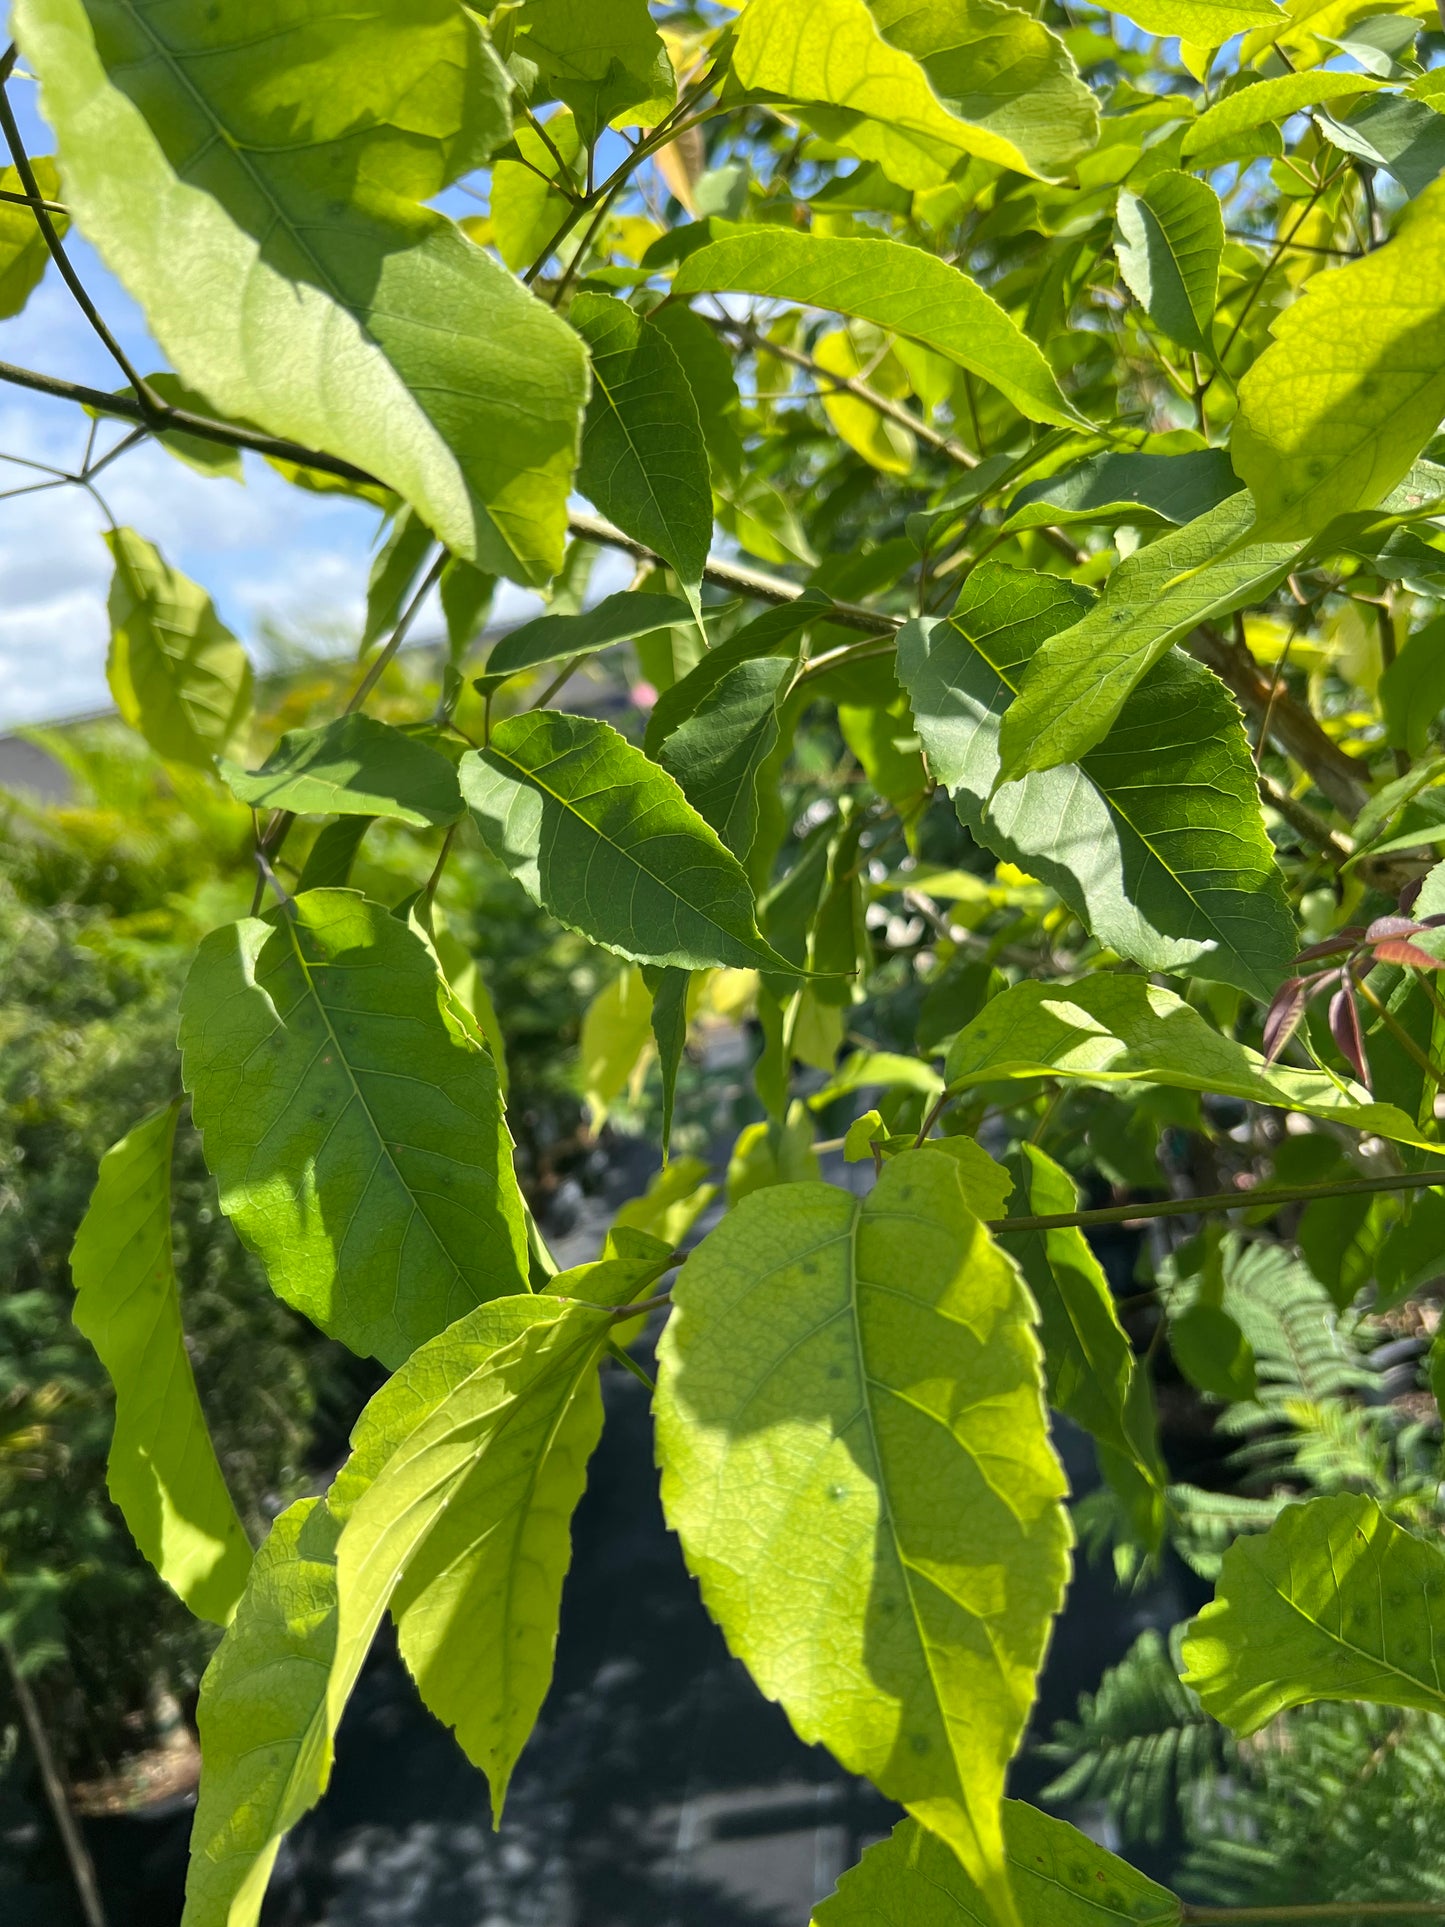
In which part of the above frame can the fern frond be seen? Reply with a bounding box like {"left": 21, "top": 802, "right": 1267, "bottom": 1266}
{"left": 1039, "top": 1627, "right": 1228, "bottom": 1845}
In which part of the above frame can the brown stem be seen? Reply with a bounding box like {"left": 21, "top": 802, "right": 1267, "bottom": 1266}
{"left": 987, "top": 1166, "right": 1445, "bottom": 1236}
{"left": 2, "top": 1638, "right": 108, "bottom": 1927}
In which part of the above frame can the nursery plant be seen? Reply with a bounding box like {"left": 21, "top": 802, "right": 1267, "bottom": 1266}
{"left": 7, "top": 0, "right": 1445, "bottom": 1920}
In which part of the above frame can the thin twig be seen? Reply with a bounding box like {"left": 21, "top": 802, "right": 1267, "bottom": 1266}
{"left": 0, "top": 80, "right": 158, "bottom": 407}
{"left": 988, "top": 1167, "right": 1445, "bottom": 1236}
{"left": 345, "top": 550, "right": 444, "bottom": 714}
{"left": 3, "top": 1638, "right": 108, "bottom": 1927}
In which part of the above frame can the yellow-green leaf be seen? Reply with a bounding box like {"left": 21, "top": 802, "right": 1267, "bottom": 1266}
{"left": 944, "top": 973, "right": 1433, "bottom": 1150}
{"left": 220, "top": 714, "right": 463, "bottom": 828}
{"left": 732, "top": 0, "right": 1038, "bottom": 182}
{"left": 995, "top": 494, "right": 1301, "bottom": 779}
{"left": 0, "top": 156, "right": 66, "bottom": 317}
{"left": 178, "top": 891, "right": 530, "bottom": 1368}
{"left": 1106, "top": 0, "right": 1283, "bottom": 44}
{"left": 105, "top": 528, "right": 253, "bottom": 768}
{"left": 1181, "top": 1493, "right": 1445, "bottom": 1734}
{"left": 1181, "top": 72, "right": 1384, "bottom": 157}
{"left": 813, "top": 1804, "right": 1181, "bottom": 1927}
{"left": 17, "top": 0, "right": 588, "bottom": 582}
{"left": 1233, "top": 176, "right": 1445, "bottom": 539}
{"left": 71, "top": 1103, "right": 253, "bottom": 1627}
{"left": 1116, "top": 171, "right": 1222, "bottom": 354}
{"left": 674, "top": 229, "right": 1083, "bottom": 429}
{"left": 335, "top": 1296, "right": 616, "bottom": 1819}
{"left": 999, "top": 1145, "right": 1166, "bottom": 1542}
{"left": 655, "top": 1151, "right": 1071, "bottom": 1927}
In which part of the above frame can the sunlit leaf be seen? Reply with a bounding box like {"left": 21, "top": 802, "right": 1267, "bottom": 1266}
{"left": 655, "top": 1150, "right": 1071, "bottom": 1927}
{"left": 732, "top": 0, "right": 1041, "bottom": 182}
{"left": 1233, "top": 175, "right": 1445, "bottom": 539}
{"left": 944, "top": 973, "right": 1432, "bottom": 1150}
{"left": 18, "top": 0, "right": 589, "bottom": 582}
{"left": 221, "top": 715, "right": 463, "bottom": 829}
{"left": 512, "top": 0, "right": 675, "bottom": 144}
{"left": 995, "top": 494, "right": 1301, "bottom": 778}
{"left": 0, "top": 156, "right": 66, "bottom": 317}
{"left": 105, "top": 528, "right": 253, "bottom": 767}
{"left": 674, "top": 229, "right": 1083, "bottom": 429}
{"left": 459, "top": 713, "right": 797, "bottom": 971}
{"left": 71, "top": 1103, "right": 253, "bottom": 1626}
{"left": 487, "top": 589, "right": 694, "bottom": 678}
{"left": 813, "top": 1803, "right": 1181, "bottom": 1927}
{"left": 1181, "top": 1493, "right": 1445, "bottom": 1733}
{"left": 1181, "top": 72, "right": 1385, "bottom": 157}
{"left": 179, "top": 890, "right": 530, "bottom": 1367}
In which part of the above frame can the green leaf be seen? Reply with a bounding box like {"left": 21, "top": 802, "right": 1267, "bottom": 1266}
{"left": 221, "top": 715, "right": 463, "bottom": 829}
{"left": 580, "top": 964, "right": 654, "bottom": 1124}
{"left": 898, "top": 566, "right": 1297, "bottom": 998}
{"left": 541, "top": 1224, "right": 675, "bottom": 1306}
{"left": 129, "top": 371, "right": 245, "bottom": 482}
{"left": 998, "top": 1145, "right": 1166, "bottom": 1532}
{"left": 673, "top": 230, "right": 1083, "bottom": 430}
{"left": 810, "top": 1048, "right": 946, "bottom": 1106}
{"left": 334, "top": 1295, "right": 617, "bottom": 1819}
{"left": 1380, "top": 612, "right": 1445, "bottom": 759}
{"left": 18, "top": 0, "right": 590, "bottom": 583}
{"left": 643, "top": 595, "right": 823, "bottom": 756}
{"left": 868, "top": 0, "right": 1099, "bottom": 180}
{"left": 655, "top": 1150, "right": 1071, "bottom": 1927}
{"left": 296, "top": 816, "right": 374, "bottom": 893}
{"left": 732, "top": 0, "right": 1041, "bottom": 183}
{"left": 1181, "top": 73, "right": 1386, "bottom": 158}
{"left": 0, "top": 156, "right": 65, "bottom": 317}
{"left": 813, "top": 1804, "right": 1181, "bottom": 1927}
{"left": 1003, "top": 449, "right": 1239, "bottom": 532}
{"left": 643, "top": 965, "right": 691, "bottom": 1157}
{"left": 1232, "top": 176, "right": 1445, "bottom": 541}
{"left": 362, "top": 507, "right": 433, "bottom": 653}
{"left": 647, "top": 301, "right": 746, "bottom": 483}
{"left": 71, "top": 1103, "right": 253, "bottom": 1627}
{"left": 1181, "top": 1493, "right": 1445, "bottom": 1734}
{"left": 613, "top": 1154, "right": 718, "bottom": 1244}
{"left": 1319, "top": 94, "right": 1445, "bottom": 201}
{"left": 995, "top": 494, "right": 1301, "bottom": 779}
{"left": 927, "top": 1136, "right": 1015, "bottom": 1218}
{"left": 512, "top": 0, "right": 675, "bottom": 145}
{"left": 1115, "top": 171, "right": 1223, "bottom": 355}
{"left": 1103, "top": 0, "right": 1283, "bottom": 43}
{"left": 1170, "top": 1302, "right": 1258, "bottom": 1401}
{"left": 458, "top": 712, "right": 798, "bottom": 971}
{"left": 658, "top": 656, "right": 794, "bottom": 860}
{"left": 943, "top": 973, "right": 1433, "bottom": 1151}
{"left": 726, "top": 1101, "right": 821, "bottom": 1205}
{"left": 488, "top": 590, "right": 695, "bottom": 678}
{"left": 181, "top": 1495, "right": 344, "bottom": 1927}
{"left": 178, "top": 890, "right": 530, "bottom": 1368}
{"left": 105, "top": 528, "right": 253, "bottom": 768}
{"left": 570, "top": 294, "right": 713, "bottom": 611}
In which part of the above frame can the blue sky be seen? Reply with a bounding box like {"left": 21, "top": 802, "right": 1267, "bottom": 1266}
{"left": 0, "top": 75, "right": 554, "bottom": 730}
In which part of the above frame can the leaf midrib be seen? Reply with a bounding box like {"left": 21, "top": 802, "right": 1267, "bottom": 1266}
{"left": 274, "top": 909, "right": 473, "bottom": 1337}
{"left": 483, "top": 722, "right": 777, "bottom": 967}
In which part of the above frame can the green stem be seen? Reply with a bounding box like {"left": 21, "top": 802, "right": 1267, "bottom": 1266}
{"left": 987, "top": 1165, "right": 1445, "bottom": 1236}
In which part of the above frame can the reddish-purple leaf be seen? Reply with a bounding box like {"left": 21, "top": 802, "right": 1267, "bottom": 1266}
{"left": 1329, "top": 979, "right": 1371, "bottom": 1087}
{"left": 1365, "top": 915, "right": 1428, "bottom": 942}
{"left": 1262, "top": 977, "right": 1310, "bottom": 1063}
{"left": 1294, "top": 929, "right": 1365, "bottom": 964}
{"left": 1371, "top": 937, "right": 1445, "bottom": 971}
